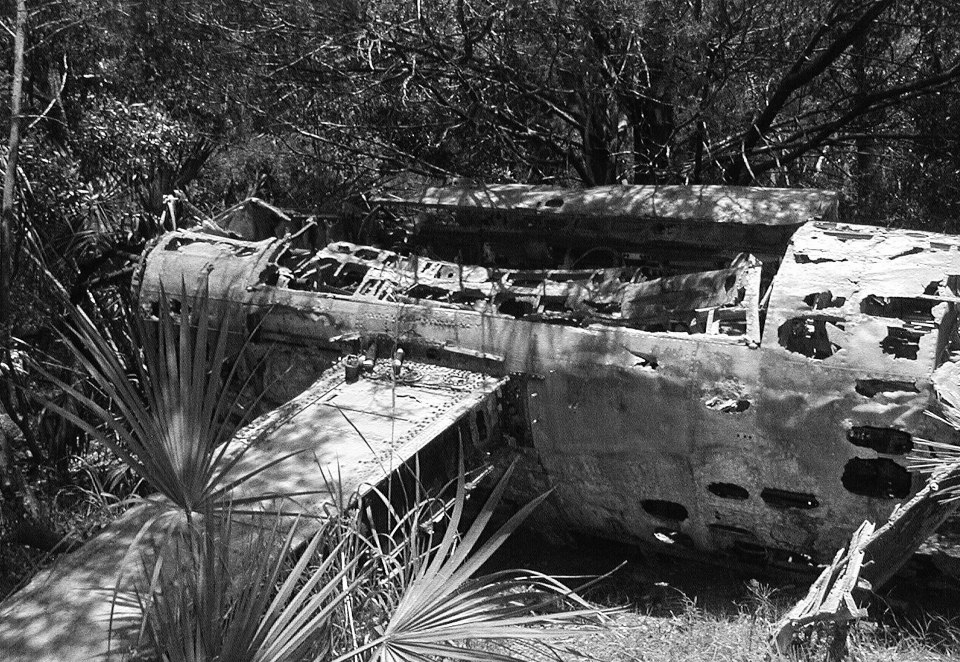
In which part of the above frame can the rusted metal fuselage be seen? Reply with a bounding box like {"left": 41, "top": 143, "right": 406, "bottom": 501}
{"left": 135, "top": 185, "right": 960, "bottom": 571}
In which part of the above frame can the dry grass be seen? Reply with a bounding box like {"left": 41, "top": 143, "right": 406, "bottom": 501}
{"left": 482, "top": 594, "right": 960, "bottom": 662}
{"left": 482, "top": 532, "right": 960, "bottom": 662}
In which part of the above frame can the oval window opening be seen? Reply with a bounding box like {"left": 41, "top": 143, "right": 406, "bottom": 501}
{"left": 847, "top": 426, "right": 913, "bottom": 455}
{"left": 841, "top": 458, "right": 911, "bottom": 499}
{"left": 760, "top": 488, "right": 819, "bottom": 510}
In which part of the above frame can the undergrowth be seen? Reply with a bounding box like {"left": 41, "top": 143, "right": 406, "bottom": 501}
{"left": 125, "top": 463, "right": 609, "bottom": 662}
{"left": 499, "top": 581, "right": 960, "bottom": 661}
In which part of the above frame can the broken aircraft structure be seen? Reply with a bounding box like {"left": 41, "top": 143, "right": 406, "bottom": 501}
{"left": 134, "top": 184, "right": 960, "bottom": 573}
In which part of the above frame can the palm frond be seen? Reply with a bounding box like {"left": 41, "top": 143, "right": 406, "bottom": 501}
{"left": 907, "top": 402, "right": 960, "bottom": 502}
{"left": 136, "top": 507, "right": 370, "bottom": 662}
{"left": 350, "top": 460, "right": 610, "bottom": 662}
{"left": 32, "top": 284, "right": 305, "bottom": 515}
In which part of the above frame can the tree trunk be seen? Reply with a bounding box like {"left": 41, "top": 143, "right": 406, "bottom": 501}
{"left": 629, "top": 0, "right": 674, "bottom": 184}
{"left": 851, "top": 31, "right": 882, "bottom": 223}
{"left": 0, "top": 0, "right": 73, "bottom": 557}
{"left": 1, "top": 0, "right": 26, "bottom": 327}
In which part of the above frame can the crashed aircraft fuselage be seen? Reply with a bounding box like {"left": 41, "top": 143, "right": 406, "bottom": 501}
{"left": 135, "top": 185, "right": 960, "bottom": 572}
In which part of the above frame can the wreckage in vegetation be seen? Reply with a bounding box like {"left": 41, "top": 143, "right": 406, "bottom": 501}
{"left": 134, "top": 184, "right": 960, "bottom": 573}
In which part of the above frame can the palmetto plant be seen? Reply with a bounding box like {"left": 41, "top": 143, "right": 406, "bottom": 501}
{"left": 135, "top": 507, "right": 366, "bottom": 662}
{"left": 135, "top": 463, "right": 608, "bottom": 662}
{"left": 36, "top": 286, "right": 300, "bottom": 518}
{"left": 357, "top": 463, "right": 602, "bottom": 662}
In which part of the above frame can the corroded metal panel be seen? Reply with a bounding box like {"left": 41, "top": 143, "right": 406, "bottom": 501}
{"left": 223, "top": 360, "right": 506, "bottom": 511}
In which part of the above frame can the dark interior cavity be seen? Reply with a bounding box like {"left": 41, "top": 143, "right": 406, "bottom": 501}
{"left": 841, "top": 458, "right": 911, "bottom": 499}
{"left": 803, "top": 291, "right": 846, "bottom": 309}
{"left": 880, "top": 327, "right": 922, "bottom": 360}
{"left": 778, "top": 316, "right": 843, "bottom": 359}
{"left": 860, "top": 295, "right": 936, "bottom": 322}
{"left": 847, "top": 426, "right": 913, "bottom": 454}
{"left": 855, "top": 379, "right": 919, "bottom": 397}
{"left": 760, "top": 488, "right": 819, "bottom": 510}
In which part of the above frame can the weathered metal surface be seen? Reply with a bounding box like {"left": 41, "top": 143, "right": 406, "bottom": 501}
{"left": 374, "top": 184, "right": 838, "bottom": 226}
{"left": 0, "top": 361, "right": 502, "bottom": 661}
{"left": 135, "top": 185, "right": 960, "bottom": 572}
{"left": 374, "top": 184, "right": 838, "bottom": 269}
{"left": 220, "top": 360, "right": 505, "bottom": 511}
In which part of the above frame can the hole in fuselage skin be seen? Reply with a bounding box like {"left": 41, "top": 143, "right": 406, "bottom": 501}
{"left": 406, "top": 284, "right": 451, "bottom": 301}
{"left": 860, "top": 295, "right": 936, "bottom": 322}
{"left": 498, "top": 298, "right": 535, "bottom": 318}
{"left": 794, "top": 253, "right": 836, "bottom": 264}
{"left": 803, "top": 291, "right": 846, "bottom": 309}
{"left": 704, "top": 397, "right": 750, "bottom": 413}
{"left": 353, "top": 248, "right": 380, "bottom": 261}
{"left": 880, "top": 327, "right": 922, "bottom": 359}
{"left": 778, "top": 316, "right": 843, "bottom": 359}
{"left": 259, "top": 264, "right": 280, "bottom": 286}
{"left": 847, "top": 426, "right": 913, "bottom": 454}
{"left": 164, "top": 236, "right": 198, "bottom": 251}
{"left": 642, "top": 499, "right": 689, "bottom": 522}
{"left": 760, "top": 488, "right": 819, "bottom": 510}
{"left": 842, "top": 458, "right": 911, "bottom": 499}
{"left": 855, "top": 379, "right": 919, "bottom": 397}
{"left": 335, "top": 264, "right": 368, "bottom": 288}
{"left": 451, "top": 289, "right": 486, "bottom": 304}
{"left": 707, "top": 482, "right": 750, "bottom": 500}
{"left": 631, "top": 352, "right": 659, "bottom": 370}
